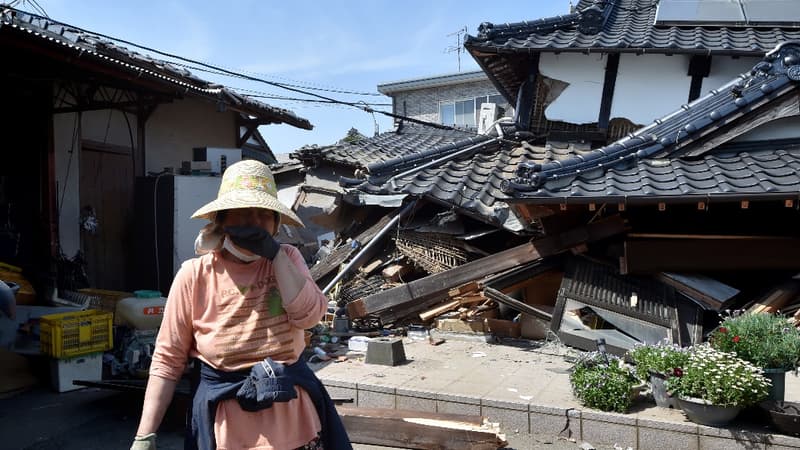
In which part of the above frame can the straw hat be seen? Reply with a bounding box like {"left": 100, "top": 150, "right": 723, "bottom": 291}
{"left": 191, "top": 159, "right": 303, "bottom": 227}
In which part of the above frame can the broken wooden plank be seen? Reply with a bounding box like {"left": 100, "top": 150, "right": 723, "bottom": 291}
{"left": 436, "top": 317, "right": 488, "bottom": 333}
{"left": 337, "top": 406, "right": 507, "bottom": 449}
{"left": 448, "top": 281, "right": 480, "bottom": 298}
{"left": 419, "top": 300, "right": 461, "bottom": 322}
{"left": 382, "top": 263, "right": 413, "bottom": 282}
{"left": 484, "top": 287, "right": 553, "bottom": 321}
{"left": 348, "top": 216, "right": 627, "bottom": 324}
{"left": 748, "top": 280, "right": 800, "bottom": 314}
{"left": 348, "top": 242, "right": 540, "bottom": 322}
{"left": 486, "top": 318, "right": 521, "bottom": 338}
{"left": 310, "top": 214, "right": 395, "bottom": 282}
{"left": 622, "top": 236, "right": 800, "bottom": 274}
{"left": 656, "top": 272, "right": 740, "bottom": 311}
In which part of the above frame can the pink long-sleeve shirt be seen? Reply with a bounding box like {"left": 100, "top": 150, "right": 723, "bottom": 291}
{"left": 150, "top": 245, "right": 327, "bottom": 450}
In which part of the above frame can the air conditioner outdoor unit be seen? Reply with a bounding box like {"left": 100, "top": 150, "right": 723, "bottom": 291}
{"left": 477, "top": 103, "right": 500, "bottom": 134}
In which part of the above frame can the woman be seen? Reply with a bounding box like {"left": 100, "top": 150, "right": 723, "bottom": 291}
{"left": 131, "top": 160, "right": 350, "bottom": 450}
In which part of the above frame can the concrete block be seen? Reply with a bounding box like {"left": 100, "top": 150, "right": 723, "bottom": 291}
{"left": 482, "top": 406, "right": 529, "bottom": 434}
{"left": 357, "top": 386, "right": 396, "bottom": 409}
{"left": 699, "top": 435, "right": 765, "bottom": 450}
{"left": 437, "top": 400, "right": 481, "bottom": 416}
{"left": 529, "top": 410, "right": 580, "bottom": 441}
{"left": 365, "top": 337, "right": 406, "bottom": 366}
{"left": 638, "top": 428, "right": 698, "bottom": 450}
{"left": 396, "top": 395, "right": 437, "bottom": 412}
{"left": 324, "top": 386, "right": 356, "bottom": 404}
{"left": 765, "top": 433, "right": 800, "bottom": 448}
{"left": 581, "top": 419, "right": 636, "bottom": 449}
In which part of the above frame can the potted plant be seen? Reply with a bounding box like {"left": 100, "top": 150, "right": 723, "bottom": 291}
{"left": 627, "top": 341, "right": 690, "bottom": 409}
{"left": 666, "top": 345, "right": 771, "bottom": 426}
{"left": 570, "top": 351, "right": 640, "bottom": 413}
{"left": 709, "top": 313, "right": 800, "bottom": 400}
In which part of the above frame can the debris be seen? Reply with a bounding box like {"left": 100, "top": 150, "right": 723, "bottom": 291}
{"left": 337, "top": 406, "right": 508, "bottom": 449}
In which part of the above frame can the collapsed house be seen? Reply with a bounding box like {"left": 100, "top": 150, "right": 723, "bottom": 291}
{"left": 300, "top": 0, "right": 800, "bottom": 354}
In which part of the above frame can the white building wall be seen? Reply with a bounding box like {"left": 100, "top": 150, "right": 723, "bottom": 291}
{"left": 733, "top": 116, "right": 800, "bottom": 142}
{"left": 539, "top": 52, "right": 606, "bottom": 124}
{"left": 146, "top": 98, "right": 237, "bottom": 173}
{"left": 610, "top": 54, "right": 692, "bottom": 125}
{"left": 702, "top": 56, "right": 761, "bottom": 95}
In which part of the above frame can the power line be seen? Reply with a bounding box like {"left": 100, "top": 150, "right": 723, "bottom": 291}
{"left": 170, "top": 61, "right": 385, "bottom": 97}
{"left": 244, "top": 94, "right": 391, "bottom": 107}
{"left": 7, "top": 6, "right": 458, "bottom": 131}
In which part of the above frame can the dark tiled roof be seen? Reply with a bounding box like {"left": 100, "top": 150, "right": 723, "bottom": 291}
{"left": 292, "top": 124, "right": 475, "bottom": 169}
{"left": 465, "top": 0, "right": 800, "bottom": 57}
{"left": 465, "top": 0, "right": 800, "bottom": 102}
{"left": 353, "top": 139, "right": 587, "bottom": 230}
{"left": 509, "top": 143, "right": 800, "bottom": 204}
{"left": 503, "top": 42, "right": 800, "bottom": 203}
{"left": 1, "top": 7, "right": 312, "bottom": 129}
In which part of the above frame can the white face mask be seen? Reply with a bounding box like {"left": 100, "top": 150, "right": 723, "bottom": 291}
{"left": 222, "top": 236, "right": 262, "bottom": 262}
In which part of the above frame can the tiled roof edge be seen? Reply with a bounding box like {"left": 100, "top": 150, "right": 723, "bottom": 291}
{"left": 1, "top": 7, "right": 312, "bottom": 129}
{"left": 465, "top": 1, "right": 610, "bottom": 46}
{"left": 503, "top": 41, "right": 800, "bottom": 196}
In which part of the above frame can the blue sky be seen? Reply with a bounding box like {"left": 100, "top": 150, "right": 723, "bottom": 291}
{"left": 37, "top": 0, "right": 571, "bottom": 153}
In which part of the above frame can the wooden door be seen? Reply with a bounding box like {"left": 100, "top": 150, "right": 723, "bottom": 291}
{"left": 79, "top": 142, "right": 134, "bottom": 289}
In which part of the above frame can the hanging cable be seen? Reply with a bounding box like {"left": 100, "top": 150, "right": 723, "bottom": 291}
{"left": 6, "top": 6, "right": 460, "bottom": 131}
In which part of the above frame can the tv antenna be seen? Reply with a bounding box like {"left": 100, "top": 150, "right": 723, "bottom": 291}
{"left": 444, "top": 26, "right": 468, "bottom": 72}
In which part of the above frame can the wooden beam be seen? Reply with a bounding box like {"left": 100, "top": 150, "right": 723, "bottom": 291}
{"left": 747, "top": 280, "right": 800, "bottom": 314}
{"left": 598, "top": 53, "right": 620, "bottom": 130}
{"left": 656, "top": 272, "right": 739, "bottom": 311}
{"left": 419, "top": 300, "right": 461, "bottom": 322}
{"left": 684, "top": 91, "right": 800, "bottom": 158}
{"left": 348, "top": 216, "right": 626, "bottom": 323}
{"left": 337, "top": 406, "right": 506, "bottom": 450}
{"left": 348, "top": 241, "right": 542, "bottom": 322}
{"left": 484, "top": 287, "right": 552, "bottom": 321}
{"left": 623, "top": 236, "right": 800, "bottom": 274}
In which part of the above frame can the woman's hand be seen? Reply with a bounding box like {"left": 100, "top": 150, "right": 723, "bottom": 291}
{"left": 224, "top": 226, "right": 281, "bottom": 260}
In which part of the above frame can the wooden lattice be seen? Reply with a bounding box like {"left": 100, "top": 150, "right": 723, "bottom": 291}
{"left": 394, "top": 231, "right": 470, "bottom": 274}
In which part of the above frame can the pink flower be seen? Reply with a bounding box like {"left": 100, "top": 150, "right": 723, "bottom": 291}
{"left": 719, "top": 327, "right": 728, "bottom": 334}
{"left": 733, "top": 336, "right": 741, "bottom": 343}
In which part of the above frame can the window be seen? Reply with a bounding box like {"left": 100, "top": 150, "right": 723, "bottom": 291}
{"left": 439, "top": 94, "right": 510, "bottom": 128}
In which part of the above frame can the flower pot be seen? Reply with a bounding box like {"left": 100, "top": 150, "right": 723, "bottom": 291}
{"left": 678, "top": 397, "right": 741, "bottom": 427}
{"left": 763, "top": 368, "right": 788, "bottom": 401}
{"left": 762, "top": 400, "right": 800, "bottom": 435}
{"left": 649, "top": 373, "right": 680, "bottom": 409}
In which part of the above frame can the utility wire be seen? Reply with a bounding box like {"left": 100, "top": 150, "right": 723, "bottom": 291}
{"left": 6, "top": 6, "right": 458, "bottom": 131}
{"left": 171, "top": 61, "right": 384, "bottom": 97}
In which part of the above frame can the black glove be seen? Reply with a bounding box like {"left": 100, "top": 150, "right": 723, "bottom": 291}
{"left": 224, "top": 226, "right": 281, "bottom": 260}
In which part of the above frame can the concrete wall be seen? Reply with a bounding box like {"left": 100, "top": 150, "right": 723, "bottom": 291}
{"left": 539, "top": 52, "right": 606, "bottom": 124}
{"left": 54, "top": 93, "right": 238, "bottom": 258}
{"left": 146, "top": 98, "right": 237, "bottom": 173}
{"left": 538, "top": 54, "right": 761, "bottom": 127}
{"left": 733, "top": 116, "right": 800, "bottom": 142}
{"left": 390, "top": 79, "right": 510, "bottom": 124}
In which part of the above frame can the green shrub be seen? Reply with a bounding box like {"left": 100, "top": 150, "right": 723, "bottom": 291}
{"left": 709, "top": 313, "right": 800, "bottom": 370}
{"left": 627, "top": 341, "right": 691, "bottom": 382}
{"left": 570, "top": 352, "right": 638, "bottom": 413}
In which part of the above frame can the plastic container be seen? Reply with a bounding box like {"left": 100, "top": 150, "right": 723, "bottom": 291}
{"left": 50, "top": 352, "right": 102, "bottom": 392}
{"left": 115, "top": 290, "right": 166, "bottom": 330}
{"left": 40, "top": 309, "right": 113, "bottom": 358}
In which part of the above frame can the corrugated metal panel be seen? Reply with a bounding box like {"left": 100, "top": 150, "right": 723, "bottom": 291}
{"left": 559, "top": 257, "right": 677, "bottom": 328}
